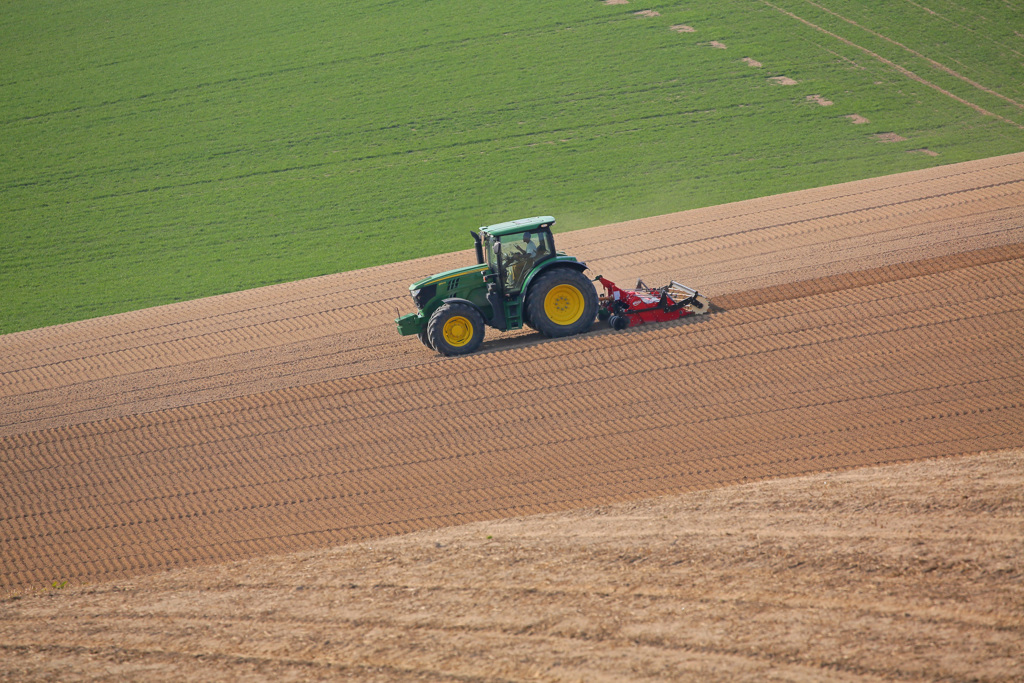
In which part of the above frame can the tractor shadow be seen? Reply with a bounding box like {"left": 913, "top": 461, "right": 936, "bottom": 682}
{"left": 471, "top": 304, "right": 723, "bottom": 357}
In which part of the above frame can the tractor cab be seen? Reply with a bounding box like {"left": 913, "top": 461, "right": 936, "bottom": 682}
{"left": 475, "top": 218, "right": 557, "bottom": 296}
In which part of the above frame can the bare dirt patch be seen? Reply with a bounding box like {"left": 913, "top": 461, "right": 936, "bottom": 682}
{"left": 670, "top": 24, "right": 695, "bottom": 33}
{"left": 806, "top": 94, "right": 833, "bottom": 106}
{"left": 634, "top": 9, "right": 660, "bottom": 17}
{"left": 874, "top": 132, "right": 908, "bottom": 142}
{"left": 769, "top": 75, "right": 797, "bottom": 84}
{"left": 846, "top": 113, "right": 870, "bottom": 124}
{"left": 742, "top": 57, "right": 762, "bottom": 67}
{"left": 707, "top": 40, "right": 727, "bottom": 49}
{"left": 1, "top": 451, "right": 1020, "bottom": 682}
{"left": 603, "top": 0, "right": 629, "bottom": 5}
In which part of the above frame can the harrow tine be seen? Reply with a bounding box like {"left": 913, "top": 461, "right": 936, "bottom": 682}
{"left": 669, "top": 281, "right": 698, "bottom": 297}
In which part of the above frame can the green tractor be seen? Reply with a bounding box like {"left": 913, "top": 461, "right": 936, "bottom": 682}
{"left": 395, "top": 216, "right": 599, "bottom": 355}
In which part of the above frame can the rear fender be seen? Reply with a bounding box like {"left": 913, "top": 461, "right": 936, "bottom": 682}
{"left": 521, "top": 259, "right": 588, "bottom": 296}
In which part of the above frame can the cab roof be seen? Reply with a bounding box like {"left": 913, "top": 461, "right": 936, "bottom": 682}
{"left": 478, "top": 215, "right": 555, "bottom": 238}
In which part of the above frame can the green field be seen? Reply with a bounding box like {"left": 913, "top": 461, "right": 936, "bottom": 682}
{"left": 2, "top": 0, "right": 1022, "bottom": 334}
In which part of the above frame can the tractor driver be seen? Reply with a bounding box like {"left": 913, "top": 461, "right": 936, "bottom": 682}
{"left": 523, "top": 232, "right": 538, "bottom": 257}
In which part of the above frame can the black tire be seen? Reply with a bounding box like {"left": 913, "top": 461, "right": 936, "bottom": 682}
{"left": 427, "top": 302, "right": 485, "bottom": 356}
{"left": 525, "top": 268, "right": 598, "bottom": 338}
{"left": 522, "top": 307, "right": 535, "bottom": 331}
{"left": 417, "top": 326, "right": 434, "bottom": 350}
{"left": 610, "top": 314, "right": 630, "bottom": 331}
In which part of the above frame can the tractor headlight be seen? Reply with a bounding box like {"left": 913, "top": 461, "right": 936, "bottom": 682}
{"left": 411, "top": 284, "right": 436, "bottom": 310}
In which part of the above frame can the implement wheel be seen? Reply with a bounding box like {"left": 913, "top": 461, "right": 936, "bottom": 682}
{"left": 526, "top": 268, "right": 598, "bottom": 338}
{"left": 427, "top": 302, "right": 485, "bottom": 356}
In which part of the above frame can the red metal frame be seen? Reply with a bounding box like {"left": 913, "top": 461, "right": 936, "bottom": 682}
{"left": 596, "top": 276, "right": 697, "bottom": 328}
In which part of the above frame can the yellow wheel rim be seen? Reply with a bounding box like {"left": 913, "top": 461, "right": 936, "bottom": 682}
{"left": 442, "top": 315, "right": 474, "bottom": 347}
{"left": 544, "top": 284, "right": 585, "bottom": 326}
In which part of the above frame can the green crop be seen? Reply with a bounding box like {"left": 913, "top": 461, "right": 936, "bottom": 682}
{"left": 2, "top": 0, "right": 1022, "bottom": 333}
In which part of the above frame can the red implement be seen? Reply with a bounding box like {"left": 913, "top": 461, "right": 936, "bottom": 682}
{"left": 596, "top": 276, "right": 710, "bottom": 330}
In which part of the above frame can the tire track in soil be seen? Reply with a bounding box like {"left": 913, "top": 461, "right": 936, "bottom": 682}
{"left": 2, "top": 243, "right": 1023, "bottom": 592}
{"left": 5, "top": 263, "right": 1021, "bottom": 477}
{"left": 1, "top": 154, "right": 1023, "bottom": 437}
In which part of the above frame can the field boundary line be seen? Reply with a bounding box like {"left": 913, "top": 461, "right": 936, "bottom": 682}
{"left": 3, "top": 181, "right": 1020, "bottom": 382}
{"left": 6, "top": 424, "right": 1019, "bottom": 591}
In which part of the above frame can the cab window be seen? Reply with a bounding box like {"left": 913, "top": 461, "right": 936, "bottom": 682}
{"left": 501, "top": 230, "right": 551, "bottom": 292}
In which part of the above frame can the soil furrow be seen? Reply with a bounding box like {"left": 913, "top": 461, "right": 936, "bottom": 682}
{"left": 6, "top": 264, "right": 1015, "bottom": 473}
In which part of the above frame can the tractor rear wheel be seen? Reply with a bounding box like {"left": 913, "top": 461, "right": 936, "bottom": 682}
{"left": 427, "top": 302, "right": 485, "bottom": 356}
{"left": 525, "top": 268, "right": 598, "bottom": 338}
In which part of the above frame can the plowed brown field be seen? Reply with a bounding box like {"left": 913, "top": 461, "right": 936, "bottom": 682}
{"left": 2, "top": 153, "right": 1023, "bottom": 681}
{"left": 2, "top": 451, "right": 1021, "bottom": 681}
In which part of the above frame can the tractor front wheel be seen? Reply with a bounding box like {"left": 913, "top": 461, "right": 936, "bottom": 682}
{"left": 417, "top": 326, "right": 434, "bottom": 351}
{"left": 427, "top": 302, "right": 485, "bottom": 356}
{"left": 525, "top": 268, "right": 598, "bottom": 338}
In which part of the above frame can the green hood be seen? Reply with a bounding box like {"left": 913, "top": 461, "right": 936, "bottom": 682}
{"left": 409, "top": 263, "right": 488, "bottom": 291}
